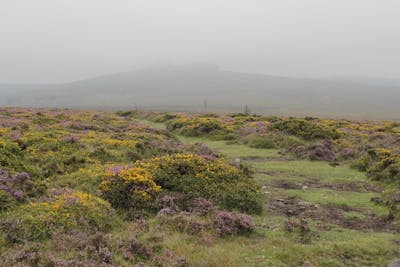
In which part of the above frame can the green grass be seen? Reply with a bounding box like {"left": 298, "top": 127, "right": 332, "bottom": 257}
{"left": 153, "top": 224, "right": 399, "bottom": 267}
{"left": 252, "top": 160, "right": 367, "bottom": 183}
{"left": 180, "top": 137, "right": 283, "bottom": 159}
{"left": 284, "top": 188, "right": 387, "bottom": 215}
{"left": 136, "top": 118, "right": 400, "bottom": 266}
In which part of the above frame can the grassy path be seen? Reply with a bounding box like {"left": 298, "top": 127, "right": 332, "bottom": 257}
{"left": 138, "top": 119, "right": 400, "bottom": 266}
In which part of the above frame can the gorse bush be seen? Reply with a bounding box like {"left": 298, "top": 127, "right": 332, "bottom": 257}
{"left": 246, "top": 134, "right": 277, "bottom": 149}
{"left": 366, "top": 150, "right": 400, "bottom": 183}
{"left": 0, "top": 190, "right": 17, "bottom": 211}
{"left": 351, "top": 148, "right": 390, "bottom": 171}
{"left": 153, "top": 113, "right": 179, "bottom": 122}
{"left": 1, "top": 190, "right": 116, "bottom": 243}
{"left": 272, "top": 118, "right": 341, "bottom": 140}
{"left": 0, "top": 139, "right": 26, "bottom": 172}
{"left": 245, "top": 133, "right": 304, "bottom": 149}
{"left": 99, "top": 154, "right": 262, "bottom": 214}
{"left": 100, "top": 166, "right": 161, "bottom": 211}
{"left": 139, "top": 154, "right": 263, "bottom": 214}
{"left": 166, "top": 117, "right": 232, "bottom": 140}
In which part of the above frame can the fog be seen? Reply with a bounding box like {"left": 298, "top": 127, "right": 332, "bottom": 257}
{"left": 1, "top": 0, "right": 399, "bottom": 83}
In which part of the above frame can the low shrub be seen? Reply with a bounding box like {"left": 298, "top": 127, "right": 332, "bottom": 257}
{"left": 0, "top": 190, "right": 17, "bottom": 211}
{"left": 272, "top": 118, "right": 341, "bottom": 140}
{"left": 189, "top": 198, "right": 216, "bottom": 216}
{"left": 288, "top": 140, "right": 337, "bottom": 162}
{"left": 139, "top": 154, "right": 263, "bottom": 214}
{"left": 245, "top": 133, "right": 304, "bottom": 149}
{"left": 0, "top": 140, "right": 26, "bottom": 172}
{"left": 0, "top": 170, "right": 37, "bottom": 202}
{"left": 158, "top": 213, "right": 211, "bottom": 235}
{"left": 101, "top": 154, "right": 262, "bottom": 214}
{"left": 166, "top": 117, "right": 232, "bottom": 140}
{"left": 158, "top": 200, "right": 256, "bottom": 237}
{"left": 152, "top": 113, "right": 179, "bottom": 123}
{"left": 367, "top": 154, "right": 400, "bottom": 183}
{"left": 1, "top": 190, "right": 116, "bottom": 243}
{"left": 246, "top": 135, "right": 277, "bottom": 149}
{"left": 100, "top": 166, "right": 161, "bottom": 211}
{"left": 213, "top": 211, "right": 255, "bottom": 237}
{"left": 0, "top": 231, "right": 114, "bottom": 266}
{"left": 351, "top": 148, "right": 400, "bottom": 183}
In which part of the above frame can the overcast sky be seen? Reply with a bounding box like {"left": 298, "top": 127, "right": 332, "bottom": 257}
{"left": 0, "top": 0, "right": 399, "bottom": 83}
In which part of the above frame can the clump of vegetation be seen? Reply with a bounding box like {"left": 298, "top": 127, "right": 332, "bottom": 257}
{"left": 0, "top": 190, "right": 17, "bottom": 211}
{"left": 213, "top": 210, "right": 255, "bottom": 237}
{"left": 351, "top": 148, "right": 391, "bottom": 171}
{"left": 138, "top": 153, "right": 263, "bottom": 214}
{"left": 100, "top": 166, "right": 161, "bottom": 211}
{"left": 157, "top": 197, "right": 255, "bottom": 237}
{"left": 2, "top": 108, "right": 400, "bottom": 266}
{"left": 0, "top": 139, "right": 26, "bottom": 172}
{"left": 0, "top": 170, "right": 36, "bottom": 203}
{"left": 288, "top": 140, "right": 337, "bottom": 162}
{"left": 366, "top": 150, "right": 400, "bottom": 183}
{"left": 166, "top": 117, "right": 233, "bottom": 140}
{"left": 100, "top": 153, "right": 262, "bottom": 215}
{"left": 351, "top": 148, "right": 400, "bottom": 183}
{"left": 245, "top": 133, "right": 304, "bottom": 149}
{"left": 284, "top": 218, "right": 315, "bottom": 244}
{"left": 272, "top": 118, "right": 341, "bottom": 140}
{"left": 1, "top": 189, "right": 116, "bottom": 243}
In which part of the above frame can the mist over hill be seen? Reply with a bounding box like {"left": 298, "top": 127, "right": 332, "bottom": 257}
{"left": 1, "top": 64, "right": 399, "bottom": 119}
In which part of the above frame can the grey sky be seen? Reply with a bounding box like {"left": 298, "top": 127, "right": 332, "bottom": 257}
{"left": 1, "top": 0, "right": 399, "bottom": 83}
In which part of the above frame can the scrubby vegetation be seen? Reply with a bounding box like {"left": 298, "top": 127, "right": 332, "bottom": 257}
{"left": 0, "top": 108, "right": 399, "bottom": 266}
{"left": 0, "top": 108, "right": 262, "bottom": 266}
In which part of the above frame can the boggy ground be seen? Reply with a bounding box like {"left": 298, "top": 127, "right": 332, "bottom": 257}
{"left": 139, "top": 119, "right": 400, "bottom": 267}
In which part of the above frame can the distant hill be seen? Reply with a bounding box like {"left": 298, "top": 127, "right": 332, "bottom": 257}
{"left": 1, "top": 64, "right": 399, "bottom": 119}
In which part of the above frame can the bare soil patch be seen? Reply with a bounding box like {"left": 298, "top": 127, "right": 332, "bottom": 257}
{"left": 268, "top": 197, "right": 396, "bottom": 232}
{"left": 272, "top": 180, "right": 382, "bottom": 193}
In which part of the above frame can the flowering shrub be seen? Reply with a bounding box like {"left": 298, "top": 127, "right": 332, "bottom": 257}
{"left": 0, "top": 231, "right": 114, "bottom": 266}
{"left": 367, "top": 151, "right": 400, "bottom": 183}
{"left": 158, "top": 212, "right": 211, "bottom": 236}
{"left": 0, "top": 170, "right": 37, "bottom": 205}
{"left": 0, "top": 140, "right": 26, "bottom": 172}
{"left": 213, "top": 211, "right": 255, "bottom": 237}
{"left": 166, "top": 117, "right": 232, "bottom": 140}
{"left": 351, "top": 148, "right": 395, "bottom": 172}
{"left": 99, "top": 154, "right": 262, "bottom": 214}
{"left": 100, "top": 166, "right": 161, "bottom": 211}
{"left": 0, "top": 190, "right": 17, "bottom": 211}
{"left": 139, "top": 154, "right": 263, "bottom": 214}
{"left": 189, "top": 198, "right": 216, "bottom": 216}
{"left": 152, "top": 113, "right": 179, "bottom": 122}
{"left": 1, "top": 190, "right": 115, "bottom": 243}
{"left": 272, "top": 118, "right": 341, "bottom": 140}
{"left": 288, "top": 140, "right": 337, "bottom": 162}
{"left": 158, "top": 201, "right": 256, "bottom": 238}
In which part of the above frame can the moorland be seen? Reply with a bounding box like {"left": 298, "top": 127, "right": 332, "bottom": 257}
{"left": 0, "top": 108, "right": 399, "bottom": 266}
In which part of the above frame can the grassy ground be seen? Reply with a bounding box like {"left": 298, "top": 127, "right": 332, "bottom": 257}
{"left": 137, "top": 119, "right": 400, "bottom": 266}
